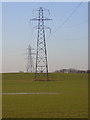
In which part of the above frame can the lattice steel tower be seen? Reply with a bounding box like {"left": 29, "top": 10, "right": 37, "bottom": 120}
{"left": 26, "top": 45, "right": 34, "bottom": 73}
{"left": 30, "top": 7, "right": 51, "bottom": 81}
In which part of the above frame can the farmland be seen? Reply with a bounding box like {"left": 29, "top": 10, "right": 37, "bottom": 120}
{"left": 2, "top": 73, "right": 88, "bottom": 118}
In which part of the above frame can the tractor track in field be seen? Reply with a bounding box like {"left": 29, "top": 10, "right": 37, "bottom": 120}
{"left": 1, "top": 92, "right": 59, "bottom": 95}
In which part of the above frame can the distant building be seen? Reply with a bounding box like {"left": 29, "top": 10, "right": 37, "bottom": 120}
{"left": 19, "top": 71, "right": 24, "bottom": 73}
{"left": 55, "top": 68, "right": 87, "bottom": 73}
{"left": 87, "top": 70, "right": 90, "bottom": 73}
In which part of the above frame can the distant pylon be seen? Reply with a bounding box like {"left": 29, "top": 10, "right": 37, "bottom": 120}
{"left": 30, "top": 7, "right": 52, "bottom": 81}
{"left": 26, "top": 45, "right": 34, "bottom": 73}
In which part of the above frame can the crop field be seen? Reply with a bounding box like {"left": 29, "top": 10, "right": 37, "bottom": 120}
{"left": 2, "top": 73, "right": 88, "bottom": 118}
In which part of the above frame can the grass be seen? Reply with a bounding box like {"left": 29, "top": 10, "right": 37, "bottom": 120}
{"left": 2, "top": 73, "right": 88, "bottom": 118}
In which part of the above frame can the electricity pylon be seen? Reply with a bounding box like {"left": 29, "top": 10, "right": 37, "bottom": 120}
{"left": 30, "top": 7, "right": 51, "bottom": 81}
{"left": 26, "top": 45, "right": 34, "bottom": 73}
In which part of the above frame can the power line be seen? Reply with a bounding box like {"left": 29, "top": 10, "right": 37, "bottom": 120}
{"left": 45, "top": 2, "right": 54, "bottom": 9}
{"left": 50, "top": 0, "right": 85, "bottom": 35}
{"left": 47, "top": 2, "right": 55, "bottom": 10}
{"left": 45, "top": 2, "right": 51, "bottom": 8}
{"left": 65, "top": 19, "right": 88, "bottom": 28}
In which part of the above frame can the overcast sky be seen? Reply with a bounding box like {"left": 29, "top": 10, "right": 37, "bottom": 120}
{"left": 2, "top": 2, "right": 88, "bottom": 73}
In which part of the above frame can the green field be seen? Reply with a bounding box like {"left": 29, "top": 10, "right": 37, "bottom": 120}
{"left": 2, "top": 73, "right": 88, "bottom": 118}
